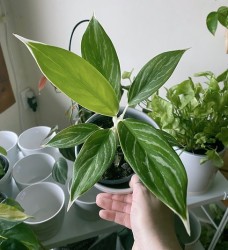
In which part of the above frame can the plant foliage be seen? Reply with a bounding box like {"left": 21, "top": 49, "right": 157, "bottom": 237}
{"left": 15, "top": 16, "right": 189, "bottom": 233}
{"left": 147, "top": 70, "right": 228, "bottom": 167}
{"left": 206, "top": 6, "right": 228, "bottom": 35}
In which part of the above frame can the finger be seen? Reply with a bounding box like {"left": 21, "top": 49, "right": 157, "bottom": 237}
{"left": 129, "top": 174, "right": 142, "bottom": 188}
{"left": 99, "top": 209, "right": 131, "bottom": 229}
{"left": 96, "top": 193, "right": 132, "bottom": 204}
{"left": 96, "top": 194, "right": 131, "bottom": 214}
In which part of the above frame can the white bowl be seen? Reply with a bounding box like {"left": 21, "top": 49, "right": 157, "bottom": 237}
{"left": 0, "top": 130, "right": 19, "bottom": 166}
{"left": 68, "top": 181, "right": 101, "bottom": 220}
{"left": 18, "top": 126, "right": 57, "bottom": 157}
{"left": 16, "top": 182, "right": 65, "bottom": 241}
{"left": 13, "top": 153, "right": 55, "bottom": 190}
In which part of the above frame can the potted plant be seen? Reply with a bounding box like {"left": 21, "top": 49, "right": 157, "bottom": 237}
{"left": 15, "top": 16, "right": 190, "bottom": 233}
{"left": 146, "top": 70, "right": 228, "bottom": 194}
{"left": 0, "top": 147, "right": 13, "bottom": 197}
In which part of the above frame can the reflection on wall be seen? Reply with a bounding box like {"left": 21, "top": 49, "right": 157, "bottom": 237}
{"left": 0, "top": 44, "right": 15, "bottom": 113}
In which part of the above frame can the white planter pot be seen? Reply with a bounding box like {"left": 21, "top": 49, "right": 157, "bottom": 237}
{"left": 176, "top": 149, "right": 224, "bottom": 195}
{"left": 0, "top": 155, "right": 13, "bottom": 197}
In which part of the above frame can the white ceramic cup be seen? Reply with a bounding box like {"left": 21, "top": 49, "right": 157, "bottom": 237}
{"left": 18, "top": 126, "right": 57, "bottom": 158}
{"left": 0, "top": 155, "right": 13, "bottom": 197}
{"left": 12, "top": 153, "right": 55, "bottom": 191}
{"left": 16, "top": 182, "right": 65, "bottom": 241}
{"left": 0, "top": 130, "right": 19, "bottom": 167}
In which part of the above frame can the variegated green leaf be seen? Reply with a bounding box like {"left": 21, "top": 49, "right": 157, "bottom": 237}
{"left": 15, "top": 35, "right": 119, "bottom": 117}
{"left": 128, "top": 50, "right": 186, "bottom": 106}
{"left": 81, "top": 16, "right": 122, "bottom": 101}
{"left": 0, "top": 204, "right": 31, "bottom": 222}
{"left": 0, "top": 146, "right": 7, "bottom": 156}
{"left": 117, "top": 118, "right": 189, "bottom": 233}
{"left": 52, "top": 157, "right": 68, "bottom": 185}
{"left": 69, "top": 128, "right": 117, "bottom": 208}
{"left": 46, "top": 123, "right": 100, "bottom": 148}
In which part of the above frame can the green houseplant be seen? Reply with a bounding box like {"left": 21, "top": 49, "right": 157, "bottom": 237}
{"left": 15, "top": 16, "right": 190, "bottom": 232}
{"left": 147, "top": 70, "right": 228, "bottom": 166}
{"left": 146, "top": 70, "right": 228, "bottom": 193}
{"left": 206, "top": 6, "right": 228, "bottom": 36}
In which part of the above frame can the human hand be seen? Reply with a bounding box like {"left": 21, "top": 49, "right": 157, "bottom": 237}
{"left": 96, "top": 174, "right": 181, "bottom": 250}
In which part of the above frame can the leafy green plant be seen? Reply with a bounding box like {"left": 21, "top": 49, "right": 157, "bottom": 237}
{"left": 206, "top": 6, "right": 228, "bottom": 35}
{"left": 15, "top": 16, "right": 189, "bottom": 232}
{"left": 0, "top": 199, "right": 44, "bottom": 250}
{"left": 147, "top": 70, "right": 228, "bottom": 166}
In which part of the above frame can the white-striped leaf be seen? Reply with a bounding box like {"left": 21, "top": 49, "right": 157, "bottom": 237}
{"left": 46, "top": 123, "right": 100, "bottom": 148}
{"left": 81, "top": 16, "right": 122, "bottom": 101}
{"left": 128, "top": 50, "right": 186, "bottom": 106}
{"left": 69, "top": 128, "right": 117, "bottom": 208}
{"left": 117, "top": 118, "right": 189, "bottom": 233}
{"left": 15, "top": 35, "right": 119, "bottom": 117}
{"left": 52, "top": 157, "right": 68, "bottom": 185}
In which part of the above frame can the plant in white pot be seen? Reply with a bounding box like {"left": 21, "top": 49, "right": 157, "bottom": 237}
{"left": 15, "top": 16, "right": 190, "bottom": 232}
{"left": 147, "top": 70, "right": 228, "bottom": 194}
{"left": 0, "top": 146, "right": 13, "bottom": 197}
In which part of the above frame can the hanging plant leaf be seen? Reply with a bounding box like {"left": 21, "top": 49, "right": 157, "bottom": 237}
{"left": 217, "top": 6, "right": 228, "bottom": 28}
{"left": 46, "top": 123, "right": 100, "bottom": 148}
{"left": 128, "top": 50, "right": 186, "bottom": 106}
{"left": 52, "top": 157, "right": 68, "bottom": 185}
{"left": 69, "top": 128, "right": 117, "bottom": 208}
{"left": 81, "top": 16, "right": 122, "bottom": 101}
{"left": 117, "top": 118, "right": 189, "bottom": 233}
{"left": 206, "top": 12, "right": 218, "bottom": 35}
{"left": 14, "top": 35, "right": 119, "bottom": 117}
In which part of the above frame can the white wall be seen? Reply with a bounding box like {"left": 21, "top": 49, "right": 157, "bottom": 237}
{"left": 1, "top": 0, "right": 227, "bottom": 132}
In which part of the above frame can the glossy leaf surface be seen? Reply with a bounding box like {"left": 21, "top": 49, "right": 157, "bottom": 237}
{"left": 206, "top": 12, "right": 218, "bottom": 35}
{"left": 0, "top": 222, "right": 42, "bottom": 250}
{"left": 81, "top": 16, "right": 121, "bottom": 101}
{"left": 128, "top": 50, "right": 186, "bottom": 106}
{"left": 52, "top": 157, "right": 68, "bottom": 185}
{"left": 117, "top": 118, "right": 189, "bottom": 232}
{"left": 15, "top": 35, "right": 119, "bottom": 117}
{"left": 217, "top": 6, "right": 228, "bottom": 28}
{"left": 69, "top": 129, "right": 117, "bottom": 208}
{"left": 46, "top": 123, "right": 100, "bottom": 148}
